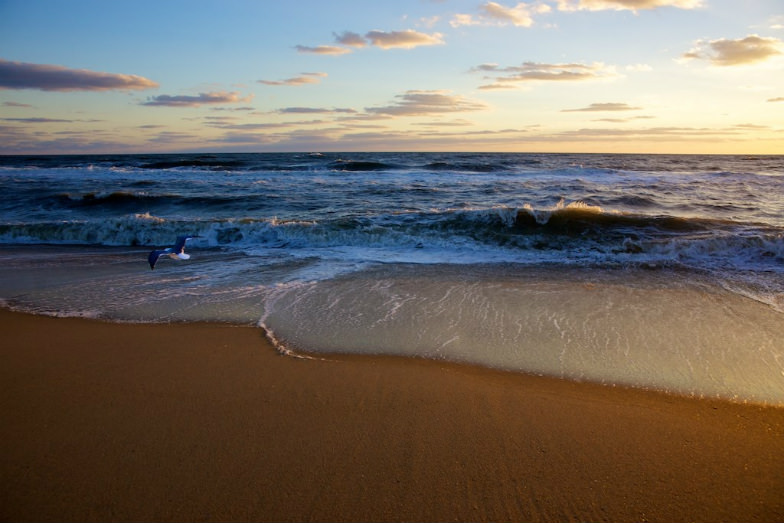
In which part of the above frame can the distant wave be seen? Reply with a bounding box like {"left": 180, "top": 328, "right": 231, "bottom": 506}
{"left": 140, "top": 158, "right": 248, "bottom": 170}
{"left": 54, "top": 191, "right": 165, "bottom": 208}
{"left": 327, "top": 159, "right": 399, "bottom": 171}
{"left": 48, "top": 191, "right": 254, "bottom": 212}
{"left": 424, "top": 161, "right": 509, "bottom": 173}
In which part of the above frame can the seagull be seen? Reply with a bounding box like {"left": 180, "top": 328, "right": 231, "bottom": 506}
{"left": 148, "top": 235, "right": 199, "bottom": 270}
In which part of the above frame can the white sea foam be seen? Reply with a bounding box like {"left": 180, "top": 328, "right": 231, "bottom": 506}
{"left": 259, "top": 265, "right": 784, "bottom": 405}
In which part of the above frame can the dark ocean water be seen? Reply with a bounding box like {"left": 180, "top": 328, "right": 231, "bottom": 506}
{"left": 1, "top": 152, "right": 782, "bottom": 404}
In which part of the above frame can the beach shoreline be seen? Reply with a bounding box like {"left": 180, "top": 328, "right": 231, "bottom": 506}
{"left": 2, "top": 308, "right": 783, "bottom": 522}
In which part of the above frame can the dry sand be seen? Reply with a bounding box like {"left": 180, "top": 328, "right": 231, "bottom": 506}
{"left": 1, "top": 309, "right": 783, "bottom": 522}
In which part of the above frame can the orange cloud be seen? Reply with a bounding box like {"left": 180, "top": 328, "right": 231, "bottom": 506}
{"left": 300, "top": 29, "right": 444, "bottom": 56}
{"left": 364, "top": 30, "right": 444, "bottom": 49}
{"left": 682, "top": 35, "right": 783, "bottom": 66}
{"left": 451, "top": 2, "right": 551, "bottom": 28}
{"left": 259, "top": 72, "right": 328, "bottom": 86}
{"left": 294, "top": 45, "right": 352, "bottom": 55}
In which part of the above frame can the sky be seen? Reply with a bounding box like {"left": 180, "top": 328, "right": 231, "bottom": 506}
{"left": 0, "top": 0, "right": 782, "bottom": 155}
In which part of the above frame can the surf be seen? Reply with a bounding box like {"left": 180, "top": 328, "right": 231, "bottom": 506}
{"left": 259, "top": 264, "right": 784, "bottom": 405}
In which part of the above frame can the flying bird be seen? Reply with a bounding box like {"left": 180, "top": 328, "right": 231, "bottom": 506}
{"left": 148, "top": 235, "right": 198, "bottom": 270}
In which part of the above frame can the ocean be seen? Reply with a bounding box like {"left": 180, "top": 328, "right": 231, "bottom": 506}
{"left": 1, "top": 152, "right": 782, "bottom": 404}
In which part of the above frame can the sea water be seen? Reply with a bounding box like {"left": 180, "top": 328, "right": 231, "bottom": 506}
{"left": 0, "top": 153, "right": 782, "bottom": 404}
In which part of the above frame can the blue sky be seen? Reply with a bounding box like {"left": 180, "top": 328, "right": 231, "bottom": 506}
{"left": 1, "top": 0, "right": 782, "bottom": 154}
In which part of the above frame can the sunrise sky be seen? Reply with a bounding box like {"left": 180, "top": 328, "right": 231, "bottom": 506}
{"left": 1, "top": 0, "right": 782, "bottom": 154}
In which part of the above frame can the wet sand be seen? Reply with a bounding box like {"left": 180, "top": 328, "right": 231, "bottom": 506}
{"left": 1, "top": 309, "right": 783, "bottom": 522}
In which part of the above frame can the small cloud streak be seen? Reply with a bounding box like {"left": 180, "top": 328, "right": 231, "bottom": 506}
{"left": 3, "top": 101, "right": 34, "bottom": 108}
{"left": 0, "top": 58, "right": 159, "bottom": 92}
{"left": 142, "top": 91, "right": 253, "bottom": 107}
{"left": 2, "top": 117, "right": 72, "bottom": 123}
{"left": 259, "top": 72, "right": 328, "bottom": 86}
{"left": 301, "top": 29, "right": 444, "bottom": 55}
{"left": 295, "top": 45, "right": 352, "bottom": 55}
{"left": 768, "top": 97, "right": 784, "bottom": 102}
{"left": 682, "top": 35, "right": 783, "bottom": 66}
{"left": 365, "top": 90, "right": 487, "bottom": 116}
{"left": 474, "top": 61, "right": 616, "bottom": 89}
{"left": 277, "top": 107, "right": 356, "bottom": 114}
{"left": 364, "top": 30, "right": 444, "bottom": 49}
{"left": 562, "top": 102, "right": 642, "bottom": 112}
{"left": 555, "top": 0, "right": 703, "bottom": 12}
{"left": 554, "top": 126, "right": 740, "bottom": 140}
{"left": 592, "top": 116, "right": 655, "bottom": 123}
{"left": 451, "top": 2, "right": 551, "bottom": 28}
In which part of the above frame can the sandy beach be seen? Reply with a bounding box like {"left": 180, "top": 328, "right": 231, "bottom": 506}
{"left": 1, "top": 308, "right": 783, "bottom": 522}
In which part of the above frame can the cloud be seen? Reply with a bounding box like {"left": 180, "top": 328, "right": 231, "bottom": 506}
{"left": 418, "top": 16, "right": 441, "bottom": 29}
{"left": 553, "top": 126, "right": 741, "bottom": 140}
{"left": 0, "top": 125, "right": 146, "bottom": 154}
{"left": 1, "top": 117, "right": 73, "bottom": 123}
{"left": 592, "top": 116, "right": 655, "bottom": 123}
{"left": 364, "top": 30, "right": 444, "bottom": 49}
{"left": 142, "top": 91, "right": 253, "bottom": 107}
{"left": 302, "top": 29, "right": 444, "bottom": 56}
{"left": 555, "top": 0, "right": 703, "bottom": 12}
{"left": 768, "top": 97, "right": 784, "bottom": 102}
{"left": 0, "top": 58, "right": 158, "bottom": 91}
{"left": 416, "top": 127, "right": 528, "bottom": 138}
{"left": 682, "top": 35, "right": 783, "bottom": 66}
{"left": 209, "top": 106, "right": 256, "bottom": 112}
{"left": 145, "top": 131, "right": 204, "bottom": 146}
{"left": 277, "top": 107, "right": 356, "bottom": 114}
{"left": 1, "top": 116, "right": 104, "bottom": 124}
{"left": 259, "top": 72, "right": 328, "bottom": 86}
{"left": 365, "top": 90, "right": 488, "bottom": 116}
{"left": 333, "top": 31, "right": 368, "bottom": 47}
{"left": 412, "top": 119, "right": 474, "bottom": 127}
{"left": 769, "top": 15, "right": 784, "bottom": 30}
{"left": 474, "top": 61, "right": 617, "bottom": 88}
{"left": 3, "top": 101, "right": 34, "bottom": 108}
{"left": 732, "top": 123, "right": 769, "bottom": 130}
{"left": 451, "top": 2, "right": 550, "bottom": 28}
{"left": 207, "top": 122, "right": 298, "bottom": 131}
{"left": 295, "top": 45, "right": 352, "bottom": 55}
{"left": 562, "top": 102, "right": 642, "bottom": 112}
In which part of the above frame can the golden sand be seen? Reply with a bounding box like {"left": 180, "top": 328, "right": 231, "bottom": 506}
{"left": 2, "top": 309, "right": 783, "bottom": 522}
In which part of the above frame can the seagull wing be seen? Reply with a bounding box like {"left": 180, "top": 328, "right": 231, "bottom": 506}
{"left": 173, "top": 235, "right": 197, "bottom": 254}
{"left": 148, "top": 249, "right": 168, "bottom": 270}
